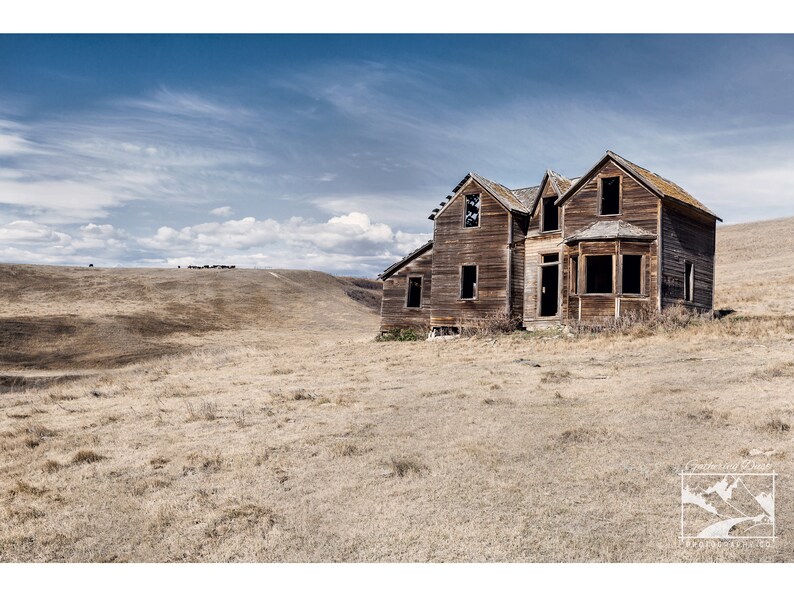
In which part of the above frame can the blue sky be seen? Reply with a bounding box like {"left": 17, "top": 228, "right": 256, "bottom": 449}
{"left": 1, "top": 34, "right": 793, "bottom": 275}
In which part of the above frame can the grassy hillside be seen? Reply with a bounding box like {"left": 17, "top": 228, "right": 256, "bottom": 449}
{"left": 715, "top": 216, "right": 794, "bottom": 315}
{"left": 0, "top": 266, "right": 380, "bottom": 370}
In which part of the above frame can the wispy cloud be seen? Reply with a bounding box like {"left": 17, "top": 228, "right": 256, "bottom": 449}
{"left": 1, "top": 37, "right": 793, "bottom": 273}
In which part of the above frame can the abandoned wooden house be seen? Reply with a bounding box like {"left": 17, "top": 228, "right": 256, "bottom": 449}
{"left": 378, "top": 151, "right": 721, "bottom": 332}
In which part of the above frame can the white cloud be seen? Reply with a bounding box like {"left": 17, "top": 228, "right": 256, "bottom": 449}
{"left": 0, "top": 179, "right": 120, "bottom": 223}
{"left": 210, "top": 205, "right": 234, "bottom": 217}
{"left": 0, "top": 220, "right": 128, "bottom": 266}
{"left": 136, "top": 211, "right": 430, "bottom": 275}
{"left": 0, "top": 220, "right": 71, "bottom": 244}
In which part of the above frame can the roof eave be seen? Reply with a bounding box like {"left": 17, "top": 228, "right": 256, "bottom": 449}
{"left": 662, "top": 195, "right": 722, "bottom": 222}
{"left": 378, "top": 240, "right": 433, "bottom": 281}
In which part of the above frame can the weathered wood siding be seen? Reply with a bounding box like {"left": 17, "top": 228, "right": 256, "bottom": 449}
{"left": 660, "top": 202, "right": 716, "bottom": 312}
{"left": 559, "top": 159, "right": 660, "bottom": 322}
{"left": 430, "top": 180, "right": 511, "bottom": 327}
{"left": 380, "top": 249, "right": 433, "bottom": 331}
{"left": 510, "top": 213, "right": 529, "bottom": 320}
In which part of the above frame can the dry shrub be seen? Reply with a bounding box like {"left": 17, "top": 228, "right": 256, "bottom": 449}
{"left": 72, "top": 450, "right": 106, "bottom": 465}
{"left": 684, "top": 407, "right": 729, "bottom": 424}
{"left": 761, "top": 417, "right": 791, "bottom": 434}
{"left": 387, "top": 456, "right": 426, "bottom": 477}
{"left": 541, "top": 370, "right": 572, "bottom": 384}
{"left": 26, "top": 424, "right": 57, "bottom": 440}
{"left": 205, "top": 504, "right": 276, "bottom": 539}
{"left": 290, "top": 389, "right": 315, "bottom": 401}
{"left": 7, "top": 412, "right": 31, "bottom": 419}
{"left": 754, "top": 361, "right": 794, "bottom": 380}
{"left": 568, "top": 304, "right": 702, "bottom": 336}
{"left": 186, "top": 400, "right": 218, "bottom": 421}
{"left": 43, "top": 460, "right": 63, "bottom": 473}
{"left": 482, "top": 396, "right": 515, "bottom": 406}
{"left": 460, "top": 312, "right": 520, "bottom": 337}
{"left": 9, "top": 480, "right": 47, "bottom": 497}
{"left": 558, "top": 427, "right": 610, "bottom": 444}
{"left": 234, "top": 410, "right": 249, "bottom": 427}
{"left": 377, "top": 327, "right": 426, "bottom": 342}
{"left": 150, "top": 456, "right": 169, "bottom": 469}
{"left": 332, "top": 442, "right": 362, "bottom": 457}
{"left": 200, "top": 454, "right": 223, "bottom": 473}
{"left": 6, "top": 506, "right": 45, "bottom": 522}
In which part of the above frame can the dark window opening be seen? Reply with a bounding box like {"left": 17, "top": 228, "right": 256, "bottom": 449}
{"left": 600, "top": 177, "right": 620, "bottom": 215}
{"left": 542, "top": 253, "right": 559, "bottom": 263}
{"left": 622, "top": 255, "right": 643, "bottom": 294}
{"left": 586, "top": 255, "right": 613, "bottom": 294}
{"left": 461, "top": 265, "right": 477, "bottom": 299}
{"left": 406, "top": 276, "right": 422, "bottom": 308}
{"left": 542, "top": 196, "right": 559, "bottom": 231}
{"left": 571, "top": 256, "right": 579, "bottom": 294}
{"left": 684, "top": 261, "right": 694, "bottom": 301}
{"left": 464, "top": 194, "right": 480, "bottom": 228}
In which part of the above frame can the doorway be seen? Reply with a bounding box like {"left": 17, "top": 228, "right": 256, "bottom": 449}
{"left": 540, "top": 264, "right": 559, "bottom": 317}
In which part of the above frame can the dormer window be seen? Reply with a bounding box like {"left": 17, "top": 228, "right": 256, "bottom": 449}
{"left": 599, "top": 176, "right": 621, "bottom": 215}
{"left": 464, "top": 194, "right": 480, "bottom": 228}
{"left": 541, "top": 196, "right": 559, "bottom": 232}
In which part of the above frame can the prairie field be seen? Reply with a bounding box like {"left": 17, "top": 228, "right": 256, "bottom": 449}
{"left": 1, "top": 218, "right": 794, "bottom": 562}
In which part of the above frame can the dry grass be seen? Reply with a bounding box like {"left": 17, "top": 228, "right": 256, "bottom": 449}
{"left": 1, "top": 220, "right": 794, "bottom": 562}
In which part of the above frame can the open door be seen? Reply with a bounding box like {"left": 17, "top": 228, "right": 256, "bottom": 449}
{"left": 540, "top": 264, "right": 559, "bottom": 317}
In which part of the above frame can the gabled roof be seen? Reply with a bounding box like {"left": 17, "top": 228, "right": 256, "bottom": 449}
{"left": 564, "top": 220, "right": 656, "bottom": 244}
{"left": 527, "top": 170, "right": 579, "bottom": 216}
{"left": 510, "top": 185, "right": 540, "bottom": 209}
{"left": 607, "top": 152, "right": 721, "bottom": 220}
{"left": 378, "top": 240, "right": 433, "bottom": 281}
{"left": 555, "top": 150, "right": 721, "bottom": 221}
{"left": 430, "top": 172, "right": 529, "bottom": 220}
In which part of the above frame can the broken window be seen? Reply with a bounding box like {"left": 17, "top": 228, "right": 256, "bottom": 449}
{"left": 570, "top": 256, "right": 579, "bottom": 294}
{"left": 684, "top": 261, "right": 694, "bottom": 301}
{"left": 406, "top": 276, "right": 422, "bottom": 308}
{"left": 460, "top": 265, "right": 477, "bottom": 299}
{"left": 586, "top": 255, "right": 613, "bottom": 294}
{"left": 622, "top": 255, "right": 643, "bottom": 294}
{"left": 600, "top": 177, "right": 620, "bottom": 215}
{"left": 542, "top": 196, "right": 559, "bottom": 232}
{"left": 464, "top": 194, "right": 481, "bottom": 228}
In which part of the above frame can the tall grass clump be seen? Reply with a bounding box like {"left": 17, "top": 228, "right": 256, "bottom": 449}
{"left": 376, "top": 328, "right": 426, "bottom": 342}
{"left": 460, "top": 312, "right": 521, "bottom": 337}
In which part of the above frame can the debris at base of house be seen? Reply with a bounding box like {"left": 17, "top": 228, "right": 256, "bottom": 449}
{"left": 426, "top": 333, "right": 459, "bottom": 342}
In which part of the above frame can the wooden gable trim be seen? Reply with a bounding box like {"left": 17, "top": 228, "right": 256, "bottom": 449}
{"left": 554, "top": 153, "right": 663, "bottom": 209}
{"left": 434, "top": 175, "right": 512, "bottom": 222}
{"left": 528, "top": 170, "right": 562, "bottom": 218}
{"left": 378, "top": 240, "right": 433, "bottom": 281}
